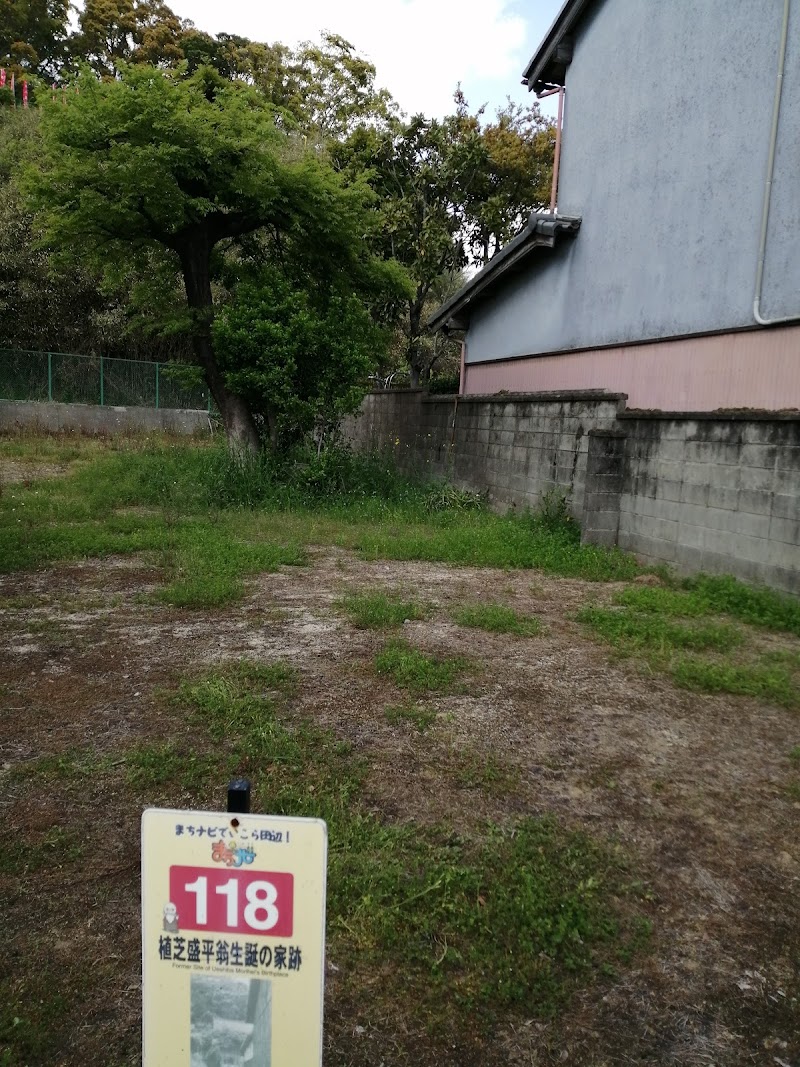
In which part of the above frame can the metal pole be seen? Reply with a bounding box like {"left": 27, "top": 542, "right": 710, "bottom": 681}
{"left": 227, "top": 778, "right": 251, "bottom": 814}
{"left": 155, "top": 362, "right": 160, "bottom": 409}
{"left": 100, "top": 355, "right": 104, "bottom": 406}
{"left": 47, "top": 352, "right": 53, "bottom": 402}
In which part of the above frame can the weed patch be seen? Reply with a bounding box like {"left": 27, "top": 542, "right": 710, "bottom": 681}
{"left": 453, "top": 603, "right": 541, "bottom": 636}
{"left": 167, "top": 662, "right": 651, "bottom": 1021}
{"left": 385, "top": 702, "right": 438, "bottom": 733}
{"left": 580, "top": 605, "right": 799, "bottom": 709}
{"left": 616, "top": 575, "right": 800, "bottom": 637}
{"left": 375, "top": 640, "right": 472, "bottom": 694}
{"left": 339, "top": 591, "right": 428, "bottom": 629}
{"left": 672, "top": 658, "right": 798, "bottom": 709}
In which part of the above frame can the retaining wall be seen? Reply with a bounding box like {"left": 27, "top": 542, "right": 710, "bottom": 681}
{"left": 343, "top": 390, "right": 800, "bottom": 595}
{"left": 0, "top": 400, "right": 212, "bottom": 436}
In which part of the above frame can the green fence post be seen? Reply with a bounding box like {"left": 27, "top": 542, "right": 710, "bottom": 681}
{"left": 47, "top": 352, "right": 53, "bottom": 402}
{"left": 155, "top": 362, "right": 160, "bottom": 409}
{"left": 100, "top": 355, "right": 104, "bottom": 406}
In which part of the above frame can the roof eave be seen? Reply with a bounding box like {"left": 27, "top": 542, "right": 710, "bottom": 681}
{"left": 428, "top": 214, "right": 581, "bottom": 334}
{"left": 521, "top": 0, "right": 595, "bottom": 92}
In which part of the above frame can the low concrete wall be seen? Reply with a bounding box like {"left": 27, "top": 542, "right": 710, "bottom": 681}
{"left": 343, "top": 390, "right": 800, "bottom": 595}
{"left": 0, "top": 400, "right": 212, "bottom": 436}
{"left": 344, "top": 388, "right": 623, "bottom": 518}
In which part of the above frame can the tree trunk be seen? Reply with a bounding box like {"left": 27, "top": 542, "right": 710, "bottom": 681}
{"left": 407, "top": 299, "right": 425, "bottom": 389}
{"left": 177, "top": 233, "right": 261, "bottom": 455}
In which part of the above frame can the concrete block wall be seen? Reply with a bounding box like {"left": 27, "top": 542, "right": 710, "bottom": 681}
{"left": 616, "top": 413, "right": 800, "bottom": 595}
{"left": 344, "top": 390, "right": 800, "bottom": 595}
{"left": 344, "top": 389, "right": 623, "bottom": 515}
{"left": 0, "top": 400, "right": 212, "bottom": 436}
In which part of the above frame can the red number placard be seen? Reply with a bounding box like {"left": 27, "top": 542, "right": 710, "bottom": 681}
{"left": 169, "top": 865, "right": 294, "bottom": 937}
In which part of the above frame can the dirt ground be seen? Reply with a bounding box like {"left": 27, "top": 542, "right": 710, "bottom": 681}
{"left": 1, "top": 538, "right": 799, "bottom": 1065}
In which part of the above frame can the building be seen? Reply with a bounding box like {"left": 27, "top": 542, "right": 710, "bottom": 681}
{"left": 430, "top": 0, "right": 800, "bottom": 412}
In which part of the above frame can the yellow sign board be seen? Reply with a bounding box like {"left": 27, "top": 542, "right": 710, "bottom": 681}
{"left": 141, "top": 808, "right": 327, "bottom": 1066}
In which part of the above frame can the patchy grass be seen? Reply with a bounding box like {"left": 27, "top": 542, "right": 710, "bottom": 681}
{"left": 338, "top": 591, "right": 428, "bottom": 629}
{"left": 671, "top": 658, "right": 798, "bottom": 709}
{"left": 167, "top": 663, "right": 650, "bottom": 1021}
{"left": 577, "top": 606, "right": 742, "bottom": 659}
{"left": 616, "top": 575, "right": 800, "bottom": 637}
{"left": 579, "top": 604, "right": 799, "bottom": 710}
{"left": 452, "top": 750, "right": 520, "bottom": 794}
{"left": 0, "top": 826, "right": 84, "bottom": 875}
{"left": 375, "top": 640, "right": 472, "bottom": 694}
{"left": 453, "top": 602, "right": 541, "bottom": 637}
{"left": 0, "top": 436, "right": 644, "bottom": 605}
{"left": 385, "top": 701, "right": 438, "bottom": 733}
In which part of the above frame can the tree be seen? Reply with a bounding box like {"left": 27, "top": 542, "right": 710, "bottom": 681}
{"left": 28, "top": 65, "right": 404, "bottom": 451}
{"left": 450, "top": 89, "right": 554, "bottom": 265}
{"left": 0, "top": 0, "right": 70, "bottom": 81}
{"left": 213, "top": 267, "right": 387, "bottom": 451}
{"left": 335, "top": 117, "right": 467, "bottom": 387}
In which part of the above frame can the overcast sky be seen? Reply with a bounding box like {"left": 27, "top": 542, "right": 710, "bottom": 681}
{"left": 168, "top": 0, "right": 564, "bottom": 119}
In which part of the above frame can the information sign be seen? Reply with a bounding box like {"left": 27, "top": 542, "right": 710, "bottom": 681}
{"left": 142, "top": 808, "right": 327, "bottom": 1066}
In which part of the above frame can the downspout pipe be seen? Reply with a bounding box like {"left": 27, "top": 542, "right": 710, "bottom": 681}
{"left": 538, "top": 85, "right": 565, "bottom": 214}
{"left": 753, "top": 0, "right": 795, "bottom": 326}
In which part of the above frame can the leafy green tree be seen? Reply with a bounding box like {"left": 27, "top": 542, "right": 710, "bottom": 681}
{"left": 0, "top": 0, "right": 70, "bottom": 81}
{"left": 28, "top": 65, "right": 404, "bottom": 450}
{"left": 335, "top": 116, "right": 467, "bottom": 387}
{"left": 451, "top": 89, "right": 554, "bottom": 265}
{"left": 214, "top": 267, "right": 386, "bottom": 450}
{"left": 0, "top": 108, "right": 188, "bottom": 359}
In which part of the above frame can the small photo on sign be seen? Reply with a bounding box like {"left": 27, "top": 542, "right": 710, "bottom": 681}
{"left": 190, "top": 974, "right": 271, "bottom": 1067}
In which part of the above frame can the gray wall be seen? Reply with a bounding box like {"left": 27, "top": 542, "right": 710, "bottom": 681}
{"left": 0, "top": 400, "right": 212, "bottom": 436}
{"left": 344, "top": 391, "right": 800, "bottom": 595}
{"left": 466, "top": 0, "right": 800, "bottom": 364}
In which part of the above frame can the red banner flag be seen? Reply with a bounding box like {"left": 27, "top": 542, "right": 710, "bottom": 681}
{"left": 10, "top": 72, "right": 15, "bottom": 106}
{"left": 0, "top": 69, "right": 6, "bottom": 88}
{"left": 22, "top": 80, "right": 28, "bottom": 107}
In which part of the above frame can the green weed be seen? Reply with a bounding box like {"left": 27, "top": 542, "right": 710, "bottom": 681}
{"left": 339, "top": 591, "right": 428, "bottom": 629}
{"left": 124, "top": 743, "right": 218, "bottom": 792}
{"left": 671, "top": 658, "right": 798, "bottom": 709}
{"left": 453, "top": 603, "right": 541, "bottom": 636}
{"left": 0, "top": 826, "right": 83, "bottom": 875}
{"left": 375, "top": 640, "right": 472, "bottom": 694}
{"left": 616, "top": 575, "right": 800, "bottom": 637}
{"left": 385, "top": 702, "right": 438, "bottom": 733}
{"left": 168, "top": 663, "right": 651, "bottom": 1019}
{"left": 452, "top": 751, "right": 519, "bottom": 793}
{"left": 789, "top": 746, "right": 800, "bottom": 763}
{"left": 578, "top": 606, "right": 742, "bottom": 660}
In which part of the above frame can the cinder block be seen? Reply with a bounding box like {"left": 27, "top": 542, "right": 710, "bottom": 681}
{"left": 677, "top": 522, "right": 708, "bottom": 550}
{"left": 656, "top": 479, "right": 683, "bottom": 503}
{"left": 582, "top": 527, "right": 619, "bottom": 548}
{"left": 738, "top": 489, "right": 773, "bottom": 516}
{"left": 702, "top": 550, "right": 766, "bottom": 583}
{"left": 771, "top": 493, "right": 798, "bottom": 520}
{"left": 774, "top": 467, "right": 800, "bottom": 495}
{"left": 706, "top": 486, "right": 739, "bottom": 511}
{"left": 768, "top": 515, "right": 800, "bottom": 546}
{"left": 739, "top": 465, "right": 775, "bottom": 492}
{"left": 672, "top": 544, "right": 706, "bottom": 574}
{"left": 680, "top": 482, "right": 709, "bottom": 506}
{"left": 739, "top": 444, "right": 778, "bottom": 470}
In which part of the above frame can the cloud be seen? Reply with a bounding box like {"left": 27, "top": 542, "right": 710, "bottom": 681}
{"left": 172, "top": 0, "right": 530, "bottom": 117}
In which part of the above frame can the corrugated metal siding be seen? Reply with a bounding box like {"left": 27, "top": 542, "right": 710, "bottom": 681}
{"left": 463, "top": 327, "right": 800, "bottom": 410}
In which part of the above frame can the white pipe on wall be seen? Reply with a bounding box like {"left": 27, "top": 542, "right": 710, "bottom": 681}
{"left": 753, "top": 0, "right": 795, "bottom": 326}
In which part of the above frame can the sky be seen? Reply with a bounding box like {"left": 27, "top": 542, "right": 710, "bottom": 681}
{"left": 168, "top": 0, "right": 565, "bottom": 119}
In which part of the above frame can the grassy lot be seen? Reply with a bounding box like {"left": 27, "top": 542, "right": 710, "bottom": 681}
{"left": 1, "top": 432, "right": 798, "bottom": 1066}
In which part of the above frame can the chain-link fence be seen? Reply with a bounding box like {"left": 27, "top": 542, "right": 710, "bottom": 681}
{"left": 0, "top": 349, "right": 212, "bottom": 411}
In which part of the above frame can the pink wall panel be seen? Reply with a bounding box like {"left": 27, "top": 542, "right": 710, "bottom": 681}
{"left": 464, "top": 327, "right": 800, "bottom": 410}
